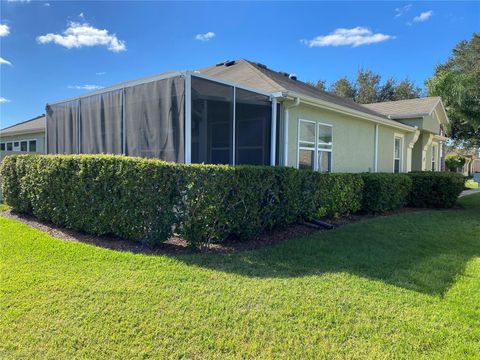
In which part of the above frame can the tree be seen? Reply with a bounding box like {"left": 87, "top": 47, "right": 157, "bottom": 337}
{"left": 355, "top": 68, "right": 381, "bottom": 104}
{"left": 445, "top": 154, "right": 466, "bottom": 172}
{"left": 377, "top": 78, "right": 396, "bottom": 102}
{"left": 394, "top": 79, "right": 422, "bottom": 100}
{"left": 329, "top": 77, "right": 356, "bottom": 100}
{"left": 306, "top": 80, "right": 326, "bottom": 92}
{"left": 426, "top": 33, "right": 480, "bottom": 149}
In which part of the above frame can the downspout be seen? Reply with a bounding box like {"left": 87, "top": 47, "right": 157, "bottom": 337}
{"left": 284, "top": 97, "right": 300, "bottom": 166}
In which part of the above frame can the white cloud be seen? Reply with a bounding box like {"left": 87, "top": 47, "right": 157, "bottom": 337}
{"left": 79, "top": 12, "right": 85, "bottom": 19}
{"left": 394, "top": 4, "right": 412, "bottom": 18}
{"left": 0, "top": 97, "right": 11, "bottom": 103}
{"left": 195, "top": 31, "right": 215, "bottom": 42}
{"left": 412, "top": 10, "right": 433, "bottom": 23}
{"left": 68, "top": 85, "right": 104, "bottom": 91}
{"left": 44, "top": 2, "right": 50, "bottom": 6}
{"left": 301, "top": 27, "right": 395, "bottom": 48}
{"left": 0, "top": 57, "right": 12, "bottom": 66}
{"left": 37, "top": 22, "right": 126, "bottom": 52}
{"left": 0, "top": 24, "right": 10, "bottom": 37}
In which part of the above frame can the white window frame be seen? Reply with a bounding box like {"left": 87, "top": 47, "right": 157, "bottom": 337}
{"left": 297, "top": 118, "right": 333, "bottom": 172}
{"left": 0, "top": 139, "right": 38, "bottom": 152}
{"left": 431, "top": 144, "right": 437, "bottom": 171}
{"left": 393, "top": 134, "right": 404, "bottom": 173}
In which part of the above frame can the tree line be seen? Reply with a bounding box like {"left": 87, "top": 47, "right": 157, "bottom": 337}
{"left": 307, "top": 69, "right": 423, "bottom": 104}
{"left": 307, "top": 33, "right": 479, "bottom": 149}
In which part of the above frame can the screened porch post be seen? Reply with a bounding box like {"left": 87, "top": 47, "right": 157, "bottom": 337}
{"left": 185, "top": 72, "right": 192, "bottom": 164}
{"left": 270, "top": 97, "right": 277, "bottom": 166}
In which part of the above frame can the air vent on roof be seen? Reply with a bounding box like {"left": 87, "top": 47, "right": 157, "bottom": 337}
{"left": 280, "top": 72, "right": 289, "bottom": 77}
{"left": 224, "top": 60, "right": 236, "bottom": 67}
{"left": 289, "top": 74, "right": 297, "bottom": 80}
{"left": 256, "top": 63, "right": 268, "bottom": 69}
{"left": 216, "top": 61, "right": 227, "bottom": 67}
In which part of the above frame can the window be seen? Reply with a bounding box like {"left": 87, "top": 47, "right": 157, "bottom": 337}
{"left": 431, "top": 144, "right": 437, "bottom": 171}
{"left": 13, "top": 141, "right": 20, "bottom": 151}
{"left": 0, "top": 143, "right": 4, "bottom": 151}
{"left": 6, "top": 142, "right": 12, "bottom": 151}
{"left": 394, "top": 137, "right": 402, "bottom": 173}
{"left": 298, "top": 119, "right": 332, "bottom": 172}
{"left": 29, "top": 140, "right": 37, "bottom": 152}
{"left": 20, "top": 141, "right": 28, "bottom": 152}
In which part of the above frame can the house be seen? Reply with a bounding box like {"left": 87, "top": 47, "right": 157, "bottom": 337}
{"left": 14, "top": 59, "right": 451, "bottom": 173}
{"left": 446, "top": 148, "right": 480, "bottom": 177}
{"left": 0, "top": 115, "right": 46, "bottom": 162}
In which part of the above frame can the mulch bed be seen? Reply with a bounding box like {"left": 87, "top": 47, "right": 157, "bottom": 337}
{"left": 0, "top": 207, "right": 424, "bottom": 256}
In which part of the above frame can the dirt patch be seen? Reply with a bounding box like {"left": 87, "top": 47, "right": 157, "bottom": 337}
{"left": 0, "top": 207, "right": 425, "bottom": 256}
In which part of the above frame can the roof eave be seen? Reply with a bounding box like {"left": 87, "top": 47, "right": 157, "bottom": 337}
{"left": 284, "top": 91, "right": 417, "bottom": 132}
{"left": 0, "top": 127, "right": 46, "bottom": 137}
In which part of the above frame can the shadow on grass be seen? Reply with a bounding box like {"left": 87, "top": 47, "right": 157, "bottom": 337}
{"left": 177, "top": 195, "right": 480, "bottom": 296}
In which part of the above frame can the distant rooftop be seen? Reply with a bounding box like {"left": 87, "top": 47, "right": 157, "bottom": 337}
{"left": 1, "top": 115, "right": 46, "bottom": 136}
{"left": 363, "top": 97, "right": 442, "bottom": 119}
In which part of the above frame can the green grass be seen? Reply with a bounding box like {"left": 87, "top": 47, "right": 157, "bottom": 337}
{"left": 1, "top": 194, "right": 480, "bottom": 359}
{"left": 465, "top": 179, "right": 479, "bottom": 189}
{"left": 0, "top": 202, "right": 11, "bottom": 211}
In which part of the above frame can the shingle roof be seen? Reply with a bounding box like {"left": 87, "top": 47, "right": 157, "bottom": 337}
{"left": 198, "top": 59, "right": 387, "bottom": 118}
{"left": 363, "top": 97, "right": 441, "bottom": 118}
{"left": 1, "top": 115, "right": 46, "bottom": 135}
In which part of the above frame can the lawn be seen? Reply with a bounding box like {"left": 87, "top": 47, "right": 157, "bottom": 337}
{"left": 466, "top": 179, "right": 479, "bottom": 189}
{"left": 1, "top": 195, "right": 480, "bottom": 359}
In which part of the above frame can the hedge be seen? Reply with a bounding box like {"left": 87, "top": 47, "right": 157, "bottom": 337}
{"left": 0, "top": 155, "right": 466, "bottom": 248}
{"left": 0, "top": 155, "right": 362, "bottom": 247}
{"left": 361, "top": 173, "right": 412, "bottom": 213}
{"left": 408, "top": 171, "right": 466, "bottom": 208}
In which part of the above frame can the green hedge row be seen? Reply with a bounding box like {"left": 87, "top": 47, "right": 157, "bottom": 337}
{"left": 0, "top": 155, "right": 466, "bottom": 247}
{"left": 409, "top": 171, "right": 466, "bottom": 208}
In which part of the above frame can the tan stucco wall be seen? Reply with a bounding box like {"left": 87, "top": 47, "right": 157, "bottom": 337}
{"left": 410, "top": 132, "right": 441, "bottom": 171}
{"left": 0, "top": 131, "right": 45, "bottom": 162}
{"left": 284, "top": 103, "right": 412, "bottom": 173}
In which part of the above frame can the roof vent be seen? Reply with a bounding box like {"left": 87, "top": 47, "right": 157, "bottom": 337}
{"left": 289, "top": 74, "right": 297, "bottom": 80}
{"left": 256, "top": 63, "right": 268, "bottom": 69}
{"left": 280, "top": 72, "right": 289, "bottom": 77}
{"left": 216, "top": 61, "right": 227, "bottom": 67}
{"left": 224, "top": 60, "right": 236, "bottom": 67}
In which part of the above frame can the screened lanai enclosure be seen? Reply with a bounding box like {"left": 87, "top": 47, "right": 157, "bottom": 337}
{"left": 46, "top": 72, "right": 277, "bottom": 166}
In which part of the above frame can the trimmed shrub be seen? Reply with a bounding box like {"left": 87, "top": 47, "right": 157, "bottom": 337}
{"left": 408, "top": 172, "right": 466, "bottom": 208}
{"left": 361, "top": 173, "right": 412, "bottom": 213}
{"left": 1, "top": 155, "right": 362, "bottom": 247}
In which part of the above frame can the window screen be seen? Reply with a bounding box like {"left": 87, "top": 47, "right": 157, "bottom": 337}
{"left": 235, "top": 88, "right": 271, "bottom": 165}
{"left": 191, "top": 76, "right": 234, "bottom": 164}
{"left": 6, "top": 142, "right": 12, "bottom": 151}
{"left": 79, "top": 90, "right": 123, "bottom": 155}
{"left": 20, "top": 141, "right": 28, "bottom": 152}
{"left": 46, "top": 100, "right": 80, "bottom": 154}
{"left": 125, "top": 77, "right": 185, "bottom": 162}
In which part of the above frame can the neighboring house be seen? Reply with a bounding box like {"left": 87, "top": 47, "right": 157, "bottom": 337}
{"left": 0, "top": 115, "right": 46, "bottom": 162}
{"left": 20, "top": 60, "right": 449, "bottom": 174}
{"left": 447, "top": 148, "right": 480, "bottom": 177}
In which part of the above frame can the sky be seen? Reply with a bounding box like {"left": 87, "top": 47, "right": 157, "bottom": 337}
{"left": 0, "top": 1, "right": 479, "bottom": 128}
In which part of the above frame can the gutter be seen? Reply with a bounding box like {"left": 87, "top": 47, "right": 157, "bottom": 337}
{"left": 285, "top": 91, "right": 416, "bottom": 133}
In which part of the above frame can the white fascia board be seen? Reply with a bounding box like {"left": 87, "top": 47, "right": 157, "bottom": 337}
{"left": 284, "top": 91, "right": 416, "bottom": 133}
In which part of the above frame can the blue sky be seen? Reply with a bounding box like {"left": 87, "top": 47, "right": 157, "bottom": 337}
{"left": 1, "top": 1, "right": 479, "bottom": 128}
